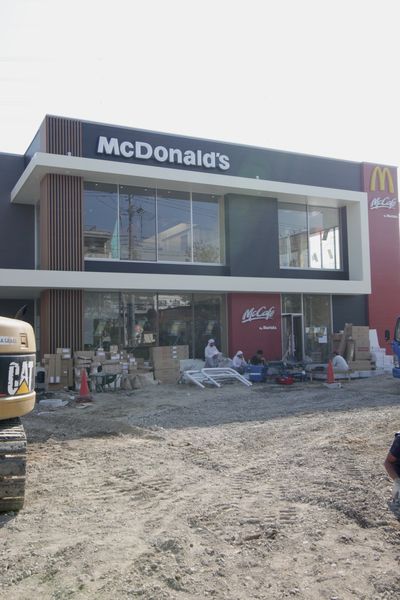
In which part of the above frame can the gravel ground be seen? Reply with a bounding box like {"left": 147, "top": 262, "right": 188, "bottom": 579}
{"left": 1, "top": 372, "right": 400, "bottom": 599}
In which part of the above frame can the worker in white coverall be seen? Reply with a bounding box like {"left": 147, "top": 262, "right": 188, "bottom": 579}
{"left": 204, "top": 339, "right": 221, "bottom": 367}
{"left": 332, "top": 351, "right": 349, "bottom": 371}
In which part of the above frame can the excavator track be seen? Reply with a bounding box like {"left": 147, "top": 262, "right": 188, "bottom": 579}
{"left": 0, "top": 418, "right": 27, "bottom": 512}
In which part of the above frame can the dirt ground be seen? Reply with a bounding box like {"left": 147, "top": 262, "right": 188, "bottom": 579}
{"left": 1, "top": 372, "right": 400, "bottom": 599}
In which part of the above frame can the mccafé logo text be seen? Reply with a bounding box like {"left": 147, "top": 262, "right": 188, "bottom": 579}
{"left": 241, "top": 306, "right": 276, "bottom": 324}
{"left": 97, "top": 136, "right": 230, "bottom": 171}
{"left": 370, "top": 197, "right": 397, "bottom": 210}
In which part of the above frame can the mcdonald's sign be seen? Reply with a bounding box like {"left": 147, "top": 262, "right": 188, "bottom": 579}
{"left": 370, "top": 166, "right": 395, "bottom": 193}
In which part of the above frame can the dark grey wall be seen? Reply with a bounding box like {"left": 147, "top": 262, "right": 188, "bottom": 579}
{"left": 0, "top": 154, "right": 35, "bottom": 269}
{"left": 332, "top": 295, "right": 369, "bottom": 331}
{"left": 85, "top": 261, "right": 229, "bottom": 276}
{"left": 226, "top": 194, "right": 279, "bottom": 277}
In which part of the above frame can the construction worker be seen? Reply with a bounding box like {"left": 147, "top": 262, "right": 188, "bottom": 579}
{"left": 384, "top": 432, "right": 400, "bottom": 503}
{"left": 232, "top": 351, "right": 247, "bottom": 374}
{"left": 204, "top": 339, "right": 221, "bottom": 367}
{"left": 332, "top": 351, "right": 349, "bottom": 372}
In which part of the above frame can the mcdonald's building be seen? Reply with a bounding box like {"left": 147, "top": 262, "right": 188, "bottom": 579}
{"left": 0, "top": 115, "right": 398, "bottom": 364}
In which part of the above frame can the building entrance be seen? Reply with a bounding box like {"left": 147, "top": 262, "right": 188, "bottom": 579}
{"left": 282, "top": 313, "right": 303, "bottom": 362}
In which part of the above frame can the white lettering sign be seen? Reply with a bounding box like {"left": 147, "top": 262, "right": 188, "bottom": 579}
{"left": 97, "top": 136, "right": 230, "bottom": 171}
{"left": 7, "top": 360, "right": 34, "bottom": 395}
{"left": 0, "top": 336, "right": 17, "bottom": 345}
{"left": 241, "top": 306, "right": 276, "bottom": 324}
{"left": 370, "top": 196, "right": 398, "bottom": 210}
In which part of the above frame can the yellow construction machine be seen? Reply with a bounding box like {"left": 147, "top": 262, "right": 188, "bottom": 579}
{"left": 0, "top": 315, "right": 36, "bottom": 512}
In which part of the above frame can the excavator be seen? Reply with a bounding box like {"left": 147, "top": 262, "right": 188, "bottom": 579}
{"left": 0, "top": 314, "right": 36, "bottom": 512}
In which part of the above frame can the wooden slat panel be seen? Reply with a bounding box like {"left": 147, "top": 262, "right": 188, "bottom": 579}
{"left": 40, "top": 289, "right": 83, "bottom": 355}
{"left": 45, "top": 116, "right": 82, "bottom": 156}
{"left": 39, "top": 174, "right": 83, "bottom": 271}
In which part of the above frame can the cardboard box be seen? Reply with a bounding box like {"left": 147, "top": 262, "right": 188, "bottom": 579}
{"left": 102, "top": 363, "right": 122, "bottom": 374}
{"left": 349, "top": 360, "right": 372, "bottom": 370}
{"left": 154, "top": 367, "right": 180, "bottom": 384}
{"left": 44, "top": 354, "right": 62, "bottom": 383}
{"left": 151, "top": 345, "right": 189, "bottom": 362}
{"left": 74, "top": 351, "right": 95, "bottom": 359}
{"left": 61, "top": 358, "right": 74, "bottom": 387}
{"left": 56, "top": 347, "right": 71, "bottom": 358}
{"left": 152, "top": 357, "right": 180, "bottom": 370}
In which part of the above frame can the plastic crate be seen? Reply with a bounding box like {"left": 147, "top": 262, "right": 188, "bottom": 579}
{"left": 246, "top": 365, "right": 268, "bottom": 383}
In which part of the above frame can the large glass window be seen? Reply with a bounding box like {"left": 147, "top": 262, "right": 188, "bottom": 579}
{"left": 303, "top": 294, "right": 331, "bottom": 362}
{"left": 279, "top": 202, "right": 341, "bottom": 270}
{"left": 119, "top": 186, "right": 156, "bottom": 261}
{"left": 84, "top": 183, "right": 119, "bottom": 259}
{"left": 83, "top": 182, "right": 224, "bottom": 264}
{"left": 84, "top": 292, "right": 122, "bottom": 350}
{"left": 278, "top": 203, "right": 308, "bottom": 268}
{"left": 308, "top": 207, "right": 340, "bottom": 270}
{"left": 193, "top": 294, "right": 223, "bottom": 359}
{"left": 84, "top": 292, "right": 226, "bottom": 358}
{"left": 192, "top": 193, "right": 223, "bottom": 263}
{"left": 158, "top": 294, "right": 192, "bottom": 352}
{"left": 157, "top": 190, "right": 191, "bottom": 262}
{"left": 281, "top": 293, "right": 302, "bottom": 314}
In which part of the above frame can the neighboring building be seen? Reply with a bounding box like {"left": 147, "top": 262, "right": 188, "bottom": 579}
{"left": 0, "top": 115, "right": 398, "bottom": 362}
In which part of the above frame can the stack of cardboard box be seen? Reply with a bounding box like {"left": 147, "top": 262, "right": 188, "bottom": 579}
{"left": 42, "top": 348, "right": 74, "bottom": 391}
{"left": 42, "top": 345, "right": 190, "bottom": 390}
{"left": 151, "top": 345, "right": 189, "bottom": 384}
{"left": 334, "top": 324, "right": 373, "bottom": 371}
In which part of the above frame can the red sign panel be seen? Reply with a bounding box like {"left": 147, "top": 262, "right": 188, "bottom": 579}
{"left": 227, "top": 293, "right": 282, "bottom": 361}
{"left": 362, "top": 164, "right": 400, "bottom": 348}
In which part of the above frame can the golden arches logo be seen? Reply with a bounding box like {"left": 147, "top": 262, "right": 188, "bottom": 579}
{"left": 370, "top": 166, "right": 395, "bottom": 193}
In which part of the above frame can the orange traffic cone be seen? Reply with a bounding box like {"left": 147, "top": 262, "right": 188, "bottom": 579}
{"left": 326, "top": 360, "right": 335, "bottom": 384}
{"left": 77, "top": 368, "right": 93, "bottom": 402}
{"left": 324, "top": 359, "right": 341, "bottom": 388}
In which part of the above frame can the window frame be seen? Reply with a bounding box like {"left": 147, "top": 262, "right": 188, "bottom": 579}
{"left": 83, "top": 182, "right": 225, "bottom": 266}
{"left": 278, "top": 201, "right": 342, "bottom": 271}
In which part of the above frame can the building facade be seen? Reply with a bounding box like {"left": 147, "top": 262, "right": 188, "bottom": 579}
{"left": 0, "top": 115, "right": 399, "bottom": 362}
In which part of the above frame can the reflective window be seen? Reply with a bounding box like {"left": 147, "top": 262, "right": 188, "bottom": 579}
{"left": 83, "top": 183, "right": 224, "bottom": 265}
{"left": 120, "top": 293, "right": 157, "bottom": 348}
{"left": 192, "top": 193, "right": 223, "bottom": 263}
{"left": 279, "top": 202, "right": 341, "bottom": 270}
{"left": 193, "top": 294, "right": 223, "bottom": 359}
{"left": 309, "top": 207, "right": 340, "bottom": 269}
{"left": 84, "top": 292, "right": 157, "bottom": 350}
{"left": 281, "top": 293, "right": 302, "bottom": 314}
{"left": 84, "top": 292, "right": 121, "bottom": 350}
{"left": 119, "top": 186, "right": 156, "bottom": 261}
{"left": 303, "top": 294, "right": 331, "bottom": 362}
{"left": 157, "top": 190, "right": 191, "bottom": 262}
{"left": 84, "top": 292, "right": 226, "bottom": 358}
{"left": 278, "top": 203, "right": 308, "bottom": 268}
{"left": 158, "top": 294, "right": 192, "bottom": 352}
{"left": 84, "top": 182, "right": 119, "bottom": 259}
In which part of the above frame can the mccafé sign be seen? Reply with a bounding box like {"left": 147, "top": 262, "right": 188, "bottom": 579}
{"left": 241, "top": 305, "right": 278, "bottom": 331}
{"left": 369, "top": 165, "right": 398, "bottom": 215}
{"left": 97, "top": 136, "right": 231, "bottom": 171}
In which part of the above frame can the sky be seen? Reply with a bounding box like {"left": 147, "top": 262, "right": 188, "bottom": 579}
{"left": 0, "top": 0, "right": 399, "bottom": 171}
